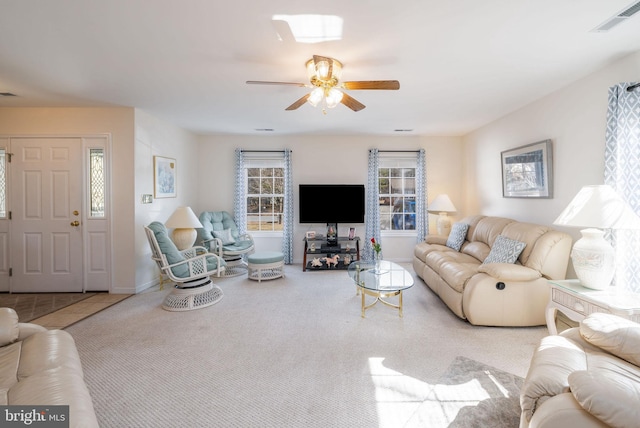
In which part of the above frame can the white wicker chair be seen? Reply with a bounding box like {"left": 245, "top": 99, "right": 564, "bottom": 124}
{"left": 145, "top": 222, "right": 225, "bottom": 311}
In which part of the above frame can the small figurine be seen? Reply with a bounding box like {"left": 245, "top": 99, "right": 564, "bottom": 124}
{"left": 323, "top": 254, "right": 340, "bottom": 268}
{"left": 343, "top": 255, "right": 351, "bottom": 265}
{"left": 345, "top": 244, "right": 351, "bottom": 252}
{"left": 311, "top": 257, "right": 323, "bottom": 267}
{"left": 310, "top": 242, "right": 316, "bottom": 251}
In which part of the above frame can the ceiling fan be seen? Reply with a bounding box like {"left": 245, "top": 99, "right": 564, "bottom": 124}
{"left": 246, "top": 55, "right": 400, "bottom": 113}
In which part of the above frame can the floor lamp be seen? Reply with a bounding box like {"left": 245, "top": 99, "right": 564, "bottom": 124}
{"left": 165, "top": 206, "right": 203, "bottom": 250}
{"left": 428, "top": 194, "right": 457, "bottom": 236}
{"left": 553, "top": 185, "right": 640, "bottom": 290}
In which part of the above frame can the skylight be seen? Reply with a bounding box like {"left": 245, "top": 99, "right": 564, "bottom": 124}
{"left": 272, "top": 14, "right": 343, "bottom": 43}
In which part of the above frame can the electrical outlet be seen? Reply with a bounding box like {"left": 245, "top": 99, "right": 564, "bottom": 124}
{"left": 141, "top": 194, "right": 153, "bottom": 204}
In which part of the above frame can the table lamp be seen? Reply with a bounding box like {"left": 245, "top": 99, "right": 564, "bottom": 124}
{"left": 165, "top": 206, "right": 203, "bottom": 250}
{"left": 553, "top": 185, "right": 640, "bottom": 290}
{"left": 428, "top": 194, "right": 457, "bottom": 236}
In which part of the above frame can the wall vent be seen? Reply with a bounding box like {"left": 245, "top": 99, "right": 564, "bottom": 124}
{"left": 591, "top": 1, "right": 640, "bottom": 32}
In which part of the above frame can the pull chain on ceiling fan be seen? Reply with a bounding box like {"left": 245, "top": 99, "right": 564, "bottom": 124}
{"left": 246, "top": 55, "right": 400, "bottom": 113}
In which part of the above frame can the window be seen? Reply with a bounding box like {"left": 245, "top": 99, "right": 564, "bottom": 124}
{"left": 89, "top": 148, "right": 105, "bottom": 217}
{"left": 379, "top": 157, "right": 416, "bottom": 231}
{"left": 245, "top": 159, "right": 284, "bottom": 232}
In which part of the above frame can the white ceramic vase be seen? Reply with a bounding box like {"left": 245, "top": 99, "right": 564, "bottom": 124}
{"left": 571, "top": 228, "right": 615, "bottom": 290}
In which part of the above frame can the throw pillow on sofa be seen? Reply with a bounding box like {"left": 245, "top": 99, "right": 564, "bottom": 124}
{"left": 483, "top": 235, "right": 526, "bottom": 264}
{"left": 446, "top": 222, "right": 469, "bottom": 251}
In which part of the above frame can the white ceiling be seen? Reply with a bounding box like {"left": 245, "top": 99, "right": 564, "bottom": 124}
{"left": 1, "top": 0, "right": 639, "bottom": 136}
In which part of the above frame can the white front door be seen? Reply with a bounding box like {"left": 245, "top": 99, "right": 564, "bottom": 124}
{"left": 10, "top": 137, "right": 84, "bottom": 292}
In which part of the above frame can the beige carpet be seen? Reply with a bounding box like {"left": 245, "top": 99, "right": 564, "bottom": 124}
{"left": 66, "top": 264, "right": 546, "bottom": 427}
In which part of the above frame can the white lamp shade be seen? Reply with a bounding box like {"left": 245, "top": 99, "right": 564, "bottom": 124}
{"left": 428, "top": 194, "right": 457, "bottom": 214}
{"left": 165, "top": 206, "right": 203, "bottom": 229}
{"left": 165, "top": 207, "right": 202, "bottom": 251}
{"left": 553, "top": 185, "right": 640, "bottom": 230}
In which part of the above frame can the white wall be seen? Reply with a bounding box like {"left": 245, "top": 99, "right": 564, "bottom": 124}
{"left": 463, "top": 51, "right": 640, "bottom": 229}
{"left": 197, "top": 135, "right": 464, "bottom": 263}
{"left": 0, "top": 107, "right": 136, "bottom": 293}
{"left": 462, "top": 51, "right": 640, "bottom": 278}
{"left": 134, "top": 109, "right": 201, "bottom": 292}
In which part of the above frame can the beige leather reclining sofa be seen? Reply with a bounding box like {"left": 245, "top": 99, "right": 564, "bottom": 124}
{"left": 520, "top": 313, "right": 640, "bottom": 428}
{"left": 0, "top": 307, "right": 98, "bottom": 427}
{"left": 413, "top": 215, "right": 572, "bottom": 326}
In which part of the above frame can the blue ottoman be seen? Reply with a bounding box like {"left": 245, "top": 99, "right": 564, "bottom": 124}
{"left": 247, "top": 251, "right": 285, "bottom": 282}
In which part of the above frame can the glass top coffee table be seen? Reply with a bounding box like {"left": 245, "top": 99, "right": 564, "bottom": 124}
{"left": 347, "top": 260, "right": 414, "bottom": 318}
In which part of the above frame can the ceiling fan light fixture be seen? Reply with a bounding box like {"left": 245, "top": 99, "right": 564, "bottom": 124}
{"left": 248, "top": 54, "right": 398, "bottom": 112}
{"left": 306, "top": 58, "right": 342, "bottom": 85}
{"left": 316, "top": 61, "right": 330, "bottom": 79}
{"left": 325, "top": 88, "right": 343, "bottom": 108}
{"left": 308, "top": 87, "right": 324, "bottom": 107}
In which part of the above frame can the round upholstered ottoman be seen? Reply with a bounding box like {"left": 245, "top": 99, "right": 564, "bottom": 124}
{"left": 247, "top": 251, "right": 285, "bottom": 282}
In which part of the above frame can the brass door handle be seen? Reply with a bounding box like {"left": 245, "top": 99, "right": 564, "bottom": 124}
{"left": 70, "top": 220, "right": 80, "bottom": 227}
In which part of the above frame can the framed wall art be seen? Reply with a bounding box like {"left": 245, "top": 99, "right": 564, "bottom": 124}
{"left": 154, "top": 156, "right": 176, "bottom": 198}
{"left": 501, "top": 140, "right": 553, "bottom": 198}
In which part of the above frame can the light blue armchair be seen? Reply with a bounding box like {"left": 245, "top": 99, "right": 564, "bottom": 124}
{"left": 198, "top": 211, "right": 255, "bottom": 277}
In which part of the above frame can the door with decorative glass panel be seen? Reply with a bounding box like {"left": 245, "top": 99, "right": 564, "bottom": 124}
{"left": 3, "top": 137, "right": 110, "bottom": 292}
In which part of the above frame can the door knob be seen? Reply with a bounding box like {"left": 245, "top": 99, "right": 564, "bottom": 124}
{"left": 70, "top": 220, "right": 80, "bottom": 227}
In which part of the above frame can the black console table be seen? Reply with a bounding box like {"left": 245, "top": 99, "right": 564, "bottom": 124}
{"left": 303, "top": 235, "right": 360, "bottom": 271}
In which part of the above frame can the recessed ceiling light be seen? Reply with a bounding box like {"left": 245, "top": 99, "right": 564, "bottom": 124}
{"left": 272, "top": 14, "right": 343, "bottom": 44}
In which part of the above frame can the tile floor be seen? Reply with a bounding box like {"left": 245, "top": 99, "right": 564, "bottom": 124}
{"left": 31, "top": 293, "right": 131, "bottom": 329}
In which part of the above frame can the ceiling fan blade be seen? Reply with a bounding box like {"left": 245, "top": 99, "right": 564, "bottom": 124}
{"left": 342, "top": 80, "right": 400, "bottom": 90}
{"left": 246, "top": 81, "right": 307, "bottom": 87}
{"left": 340, "top": 93, "right": 366, "bottom": 112}
{"left": 285, "top": 94, "right": 311, "bottom": 110}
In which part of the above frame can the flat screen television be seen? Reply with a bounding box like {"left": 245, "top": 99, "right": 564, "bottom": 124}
{"left": 299, "top": 184, "right": 365, "bottom": 224}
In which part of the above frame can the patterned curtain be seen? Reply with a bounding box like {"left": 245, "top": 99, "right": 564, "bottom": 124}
{"left": 364, "top": 149, "right": 380, "bottom": 261}
{"left": 604, "top": 83, "right": 640, "bottom": 292}
{"left": 282, "top": 149, "right": 293, "bottom": 264}
{"left": 415, "top": 149, "right": 428, "bottom": 243}
{"left": 233, "top": 149, "right": 247, "bottom": 236}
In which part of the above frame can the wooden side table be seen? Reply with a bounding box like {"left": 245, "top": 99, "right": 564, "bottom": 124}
{"left": 546, "top": 279, "right": 640, "bottom": 334}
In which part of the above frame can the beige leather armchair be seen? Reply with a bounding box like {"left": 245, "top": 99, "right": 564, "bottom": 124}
{"left": 0, "top": 307, "right": 99, "bottom": 427}
{"left": 520, "top": 313, "right": 640, "bottom": 428}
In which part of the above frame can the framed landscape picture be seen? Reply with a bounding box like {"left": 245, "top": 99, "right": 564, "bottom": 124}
{"left": 154, "top": 156, "right": 176, "bottom": 198}
{"left": 501, "top": 140, "right": 553, "bottom": 198}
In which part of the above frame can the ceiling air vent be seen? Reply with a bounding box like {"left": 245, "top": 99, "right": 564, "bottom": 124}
{"left": 0, "top": 92, "right": 17, "bottom": 97}
{"left": 591, "top": 1, "right": 640, "bottom": 32}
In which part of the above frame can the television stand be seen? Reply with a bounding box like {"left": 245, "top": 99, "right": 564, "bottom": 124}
{"left": 303, "top": 235, "right": 360, "bottom": 271}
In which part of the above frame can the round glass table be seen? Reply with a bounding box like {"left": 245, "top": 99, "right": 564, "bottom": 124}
{"left": 347, "top": 260, "right": 414, "bottom": 317}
